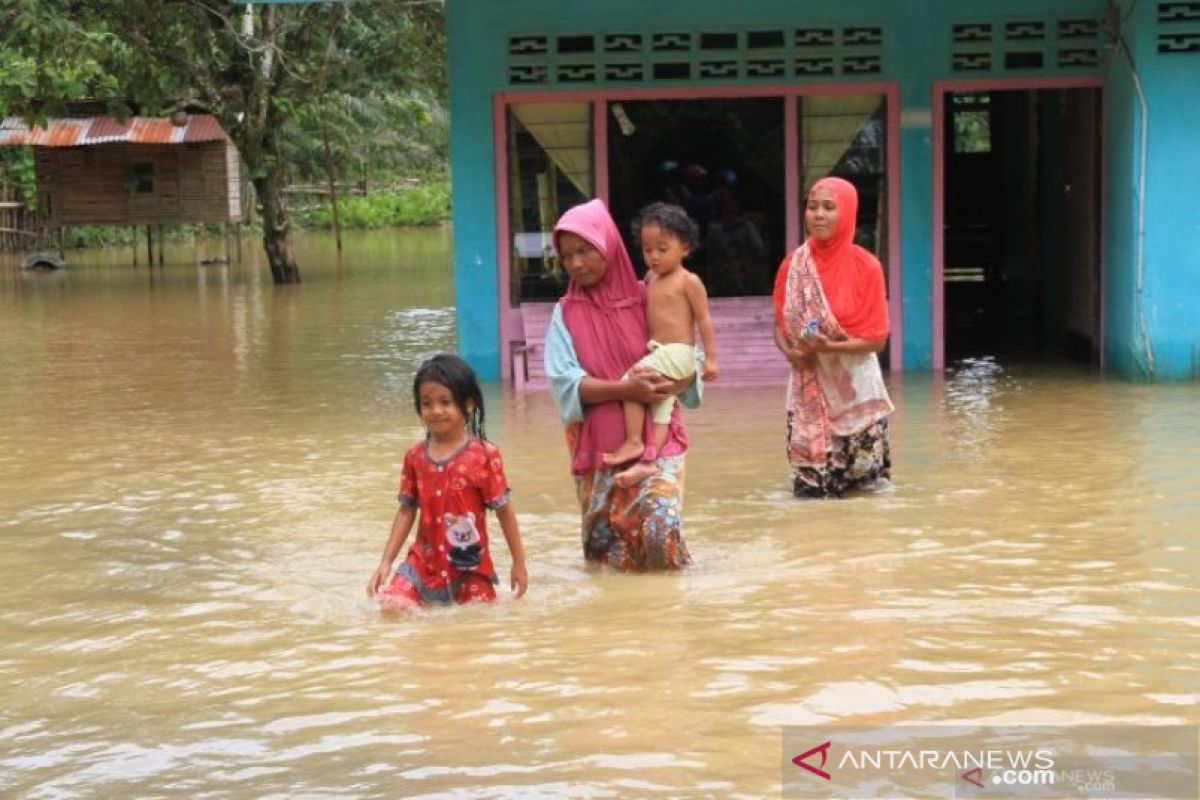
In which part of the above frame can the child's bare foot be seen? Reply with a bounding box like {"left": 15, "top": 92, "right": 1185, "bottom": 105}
{"left": 614, "top": 461, "right": 658, "bottom": 488}
{"left": 602, "top": 439, "right": 644, "bottom": 467}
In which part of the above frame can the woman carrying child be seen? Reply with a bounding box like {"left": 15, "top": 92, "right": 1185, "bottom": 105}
{"left": 366, "top": 354, "right": 528, "bottom": 607}
{"left": 544, "top": 199, "right": 700, "bottom": 571}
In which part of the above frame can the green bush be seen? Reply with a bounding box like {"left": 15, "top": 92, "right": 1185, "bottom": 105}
{"left": 302, "top": 181, "right": 451, "bottom": 230}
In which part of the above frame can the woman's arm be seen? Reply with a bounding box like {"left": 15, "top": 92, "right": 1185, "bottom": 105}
{"left": 775, "top": 322, "right": 813, "bottom": 368}
{"left": 776, "top": 321, "right": 885, "bottom": 359}
{"left": 773, "top": 321, "right": 791, "bottom": 356}
{"left": 579, "top": 371, "right": 678, "bottom": 406}
{"left": 807, "top": 333, "right": 887, "bottom": 355}
{"left": 543, "top": 305, "right": 587, "bottom": 424}
{"left": 546, "top": 304, "right": 684, "bottom": 410}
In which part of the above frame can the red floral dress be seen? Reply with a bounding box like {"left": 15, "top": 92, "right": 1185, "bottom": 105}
{"left": 388, "top": 438, "right": 510, "bottom": 604}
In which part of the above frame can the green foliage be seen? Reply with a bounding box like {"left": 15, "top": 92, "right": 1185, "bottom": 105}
{"left": 0, "top": 149, "right": 37, "bottom": 206}
{"left": 60, "top": 225, "right": 133, "bottom": 249}
{"left": 301, "top": 181, "right": 451, "bottom": 230}
{"left": 0, "top": 0, "right": 170, "bottom": 120}
{"left": 283, "top": 89, "right": 449, "bottom": 186}
{"left": 954, "top": 111, "right": 992, "bottom": 154}
{"left": 0, "top": 1, "right": 449, "bottom": 278}
{"left": 58, "top": 223, "right": 240, "bottom": 250}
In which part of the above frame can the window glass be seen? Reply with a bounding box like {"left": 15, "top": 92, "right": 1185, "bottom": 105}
{"left": 607, "top": 97, "right": 784, "bottom": 296}
{"left": 506, "top": 102, "right": 592, "bottom": 304}
{"left": 799, "top": 94, "right": 888, "bottom": 256}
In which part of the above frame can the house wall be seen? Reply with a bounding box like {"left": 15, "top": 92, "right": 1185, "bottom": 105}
{"left": 1104, "top": 0, "right": 1200, "bottom": 379}
{"left": 35, "top": 142, "right": 241, "bottom": 227}
{"left": 449, "top": 0, "right": 1139, "bottom": 381}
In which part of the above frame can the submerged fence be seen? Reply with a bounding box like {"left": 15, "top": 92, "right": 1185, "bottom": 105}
{"left": 0, "top": 181, "right": 37, "bottom": 253}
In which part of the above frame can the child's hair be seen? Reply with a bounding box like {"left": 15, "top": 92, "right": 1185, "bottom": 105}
{"left": 412, "top": 353, "right": 486, "bottom": 439}
{"left": 631, "top": 201, "right": 701, "bottom": 252}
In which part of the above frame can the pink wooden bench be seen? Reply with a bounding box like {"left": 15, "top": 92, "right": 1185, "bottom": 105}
{"left": 514, "top": 296, "right": 789, "bottom": 389}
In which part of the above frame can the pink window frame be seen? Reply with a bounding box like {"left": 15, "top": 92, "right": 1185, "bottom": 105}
{"left": 494, "top": 82, "right": 903, "bottom": 377}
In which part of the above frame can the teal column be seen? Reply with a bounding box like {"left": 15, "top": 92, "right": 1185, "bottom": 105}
{"left": 447, "top": 0, "right": 502, "bottom": 380}
{"left": 899, "top": 86, "right": 934, "bottom": 371}
{"left": 1104, "top": 0, "right": 1200, "bottom": 379}
{"left": 1103, "top": 8, "right": 1139, "bottom": 378}
{"left": 1135, "top": 5, "right": 1200, "bottom": 379}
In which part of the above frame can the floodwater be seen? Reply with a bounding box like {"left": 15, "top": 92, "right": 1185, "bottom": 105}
{"left": 2, "top": 230, "right": 1199, "bottom": 799}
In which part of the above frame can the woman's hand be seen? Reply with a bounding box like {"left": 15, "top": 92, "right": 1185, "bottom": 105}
{"left": 795, "top": 332, "right": 887, "bottom": 357}
{"left": 627, "top": 366, "right": 684, "bottom": 403}
{"left": 803, "top": 331, "right": 833, "bottom": 353}
{"left": 779, "top": 331, "right": 816, "bottom": 368}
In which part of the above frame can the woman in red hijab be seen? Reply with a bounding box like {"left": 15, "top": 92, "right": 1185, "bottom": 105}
{"left": 543, "top": 199, "right": 699, "bottom": 570}
{"left": 772, "top": 177, "right": 894, "bottom": 498}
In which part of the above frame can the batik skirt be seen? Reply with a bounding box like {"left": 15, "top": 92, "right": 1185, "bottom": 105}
{"left": 573, "top": 454, "right": 692, "bottom": 571}
{"left": 789, "top": 416, "right": 891, "bottom": 499}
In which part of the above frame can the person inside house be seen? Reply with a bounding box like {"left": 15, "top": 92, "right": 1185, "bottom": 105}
{"left": 543, "top": 198, "right": 700, "bottom": 570}
{"left": 705, "top": 167, "right": 767, "bottom": 294}
{"left": 772, "top": 176, "right": 894, "bottom": 498}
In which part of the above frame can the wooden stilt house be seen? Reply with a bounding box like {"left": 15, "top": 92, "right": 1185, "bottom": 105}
{"left": 0, "top": 113, "right": 242, "bottom": 250}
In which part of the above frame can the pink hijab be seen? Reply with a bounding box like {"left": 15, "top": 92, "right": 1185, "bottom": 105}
{"left": 553, "top": 199, "right": 688, "bottom": 472}
{"left": 555, "top": 199, "right": 648, "bottom": 377}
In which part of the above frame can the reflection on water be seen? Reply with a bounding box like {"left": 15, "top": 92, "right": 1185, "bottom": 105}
{"left": 2, "top": 232, "right": 1199, "bottom": 798}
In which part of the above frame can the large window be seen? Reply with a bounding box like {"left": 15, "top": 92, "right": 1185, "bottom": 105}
{"left": 799, "top": 94, "right": 888, "bottom": 257}
{"left": 506, "top": 102, "right": 592, "bottom": 305}
{"left": 501, "top": 91, "right": 892, "bottom": 302}
{"left": 607, "top": 97, "right": 784, "bottom": 297}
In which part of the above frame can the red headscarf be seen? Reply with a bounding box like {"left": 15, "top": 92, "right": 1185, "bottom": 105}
{"left": 774, "top": 176, "right": 889, "bottom": 341}
{"left": 553, "top": 199, "right": 687, "bottom": 471}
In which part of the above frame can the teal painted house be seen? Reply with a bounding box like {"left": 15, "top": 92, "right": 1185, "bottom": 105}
{"left": 446, "top": 0, "right": 1200, "bottom": 383}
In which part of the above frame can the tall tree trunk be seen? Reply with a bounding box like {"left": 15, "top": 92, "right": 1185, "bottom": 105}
{"left": 251, "top": 162, "right": 301, "bottom": 284}
{"left": 240, "top": 4, "right": 300, "bottom": 285}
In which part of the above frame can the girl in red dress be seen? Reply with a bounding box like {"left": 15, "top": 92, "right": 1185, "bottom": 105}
{"left": 366, "top": 354, "right": 528, "bottom": 608}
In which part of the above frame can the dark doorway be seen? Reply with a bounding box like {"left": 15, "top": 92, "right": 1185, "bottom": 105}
{"left": 606, "top": 97, "right": 785, "bottom": 296}
{"left": 943, "top": 88, "right": 1101, "bottom": 364}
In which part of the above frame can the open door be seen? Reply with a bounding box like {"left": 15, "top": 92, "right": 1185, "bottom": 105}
{"left": 943, "top": 88, "right": 1101, "bottom": 365}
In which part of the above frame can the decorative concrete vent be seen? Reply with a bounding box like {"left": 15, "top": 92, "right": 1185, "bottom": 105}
{"left": 950, "top": 17, "right": 1102, "bottom": 73}
{"left": 507, "top": 25, "right": 885, "bottom": 87}
{"left": 1157, "top": 2, "right": 1200, "bottom": 53}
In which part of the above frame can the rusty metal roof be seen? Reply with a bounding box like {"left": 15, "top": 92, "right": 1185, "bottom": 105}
{"left": 0, "top": 114, "right": 231, "bottom": 147}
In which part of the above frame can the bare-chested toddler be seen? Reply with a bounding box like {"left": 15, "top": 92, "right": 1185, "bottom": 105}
{"left": 603, "top": 202, "right": 718, "bottom": 487}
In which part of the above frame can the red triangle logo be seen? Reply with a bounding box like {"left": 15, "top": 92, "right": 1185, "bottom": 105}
{"left": 962, "top": 767, "right": 984, "bottom": 788}
{"left": 792, "top": 741, "right": 833, "bottom": 781}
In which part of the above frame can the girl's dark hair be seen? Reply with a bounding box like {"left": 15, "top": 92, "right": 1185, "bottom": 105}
{"left": 631, "top": 201, "right": 700, "bottom": 251}
{"left": 412, "top": 353, "right": 486, "bottom": 439}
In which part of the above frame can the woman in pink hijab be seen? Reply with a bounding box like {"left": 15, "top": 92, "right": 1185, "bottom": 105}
{"left": 543, "top": 199, "right": 699, "bottom": 570}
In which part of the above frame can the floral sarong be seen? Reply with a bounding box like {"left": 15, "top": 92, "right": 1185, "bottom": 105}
{"left": 567, "top": 424, "right": 691, "bottom": 570}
